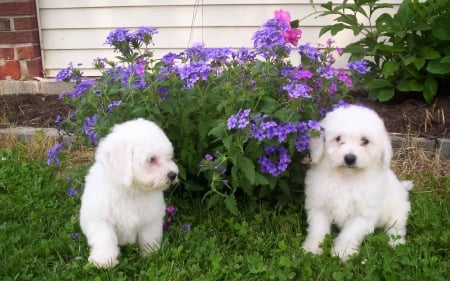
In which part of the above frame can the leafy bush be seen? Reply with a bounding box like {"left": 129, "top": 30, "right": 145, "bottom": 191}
{"left": 51, "top": 10, "right": 368, "bottom": 213}
{"left": 313, "top": 0, "right": 450, "bottom": 103}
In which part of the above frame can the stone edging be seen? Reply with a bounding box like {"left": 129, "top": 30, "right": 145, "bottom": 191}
{"left": 1, "top": 127, "right": 449, "bottom": 160}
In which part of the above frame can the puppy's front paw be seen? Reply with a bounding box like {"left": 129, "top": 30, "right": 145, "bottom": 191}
{"left": 302, "top": 240, "right": 323, "bottom": 255}
{"left": 332, "top": 242, "right": 357, "bottom": 262}
{"left": 88, "top": 251, "right": 119, "bottom": 269}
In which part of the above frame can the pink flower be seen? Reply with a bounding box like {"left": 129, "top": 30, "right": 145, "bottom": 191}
{"left": 274, "top": 9, "right": 302, "bottom": 46}
{"left": 166, "top": 205, "right": 176, "bottom": 213}
{"left": 274, "top": 9, "right": 291, "bottom": 26}
{"left": 282, "top": 28, "right": 302, "bottom": 46}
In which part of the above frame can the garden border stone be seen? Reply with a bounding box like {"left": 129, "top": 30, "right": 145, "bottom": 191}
{"left": 0, "top": 127, "right": 448, "bottom": 160}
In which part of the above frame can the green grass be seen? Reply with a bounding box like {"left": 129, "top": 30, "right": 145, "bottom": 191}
{"left": 1, "top": 147, "right": 449, "bottom": 281}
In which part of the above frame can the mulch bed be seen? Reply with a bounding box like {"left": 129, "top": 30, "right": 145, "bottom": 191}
{"left": 0, "top": 90, "right": 449, "bottom": 139}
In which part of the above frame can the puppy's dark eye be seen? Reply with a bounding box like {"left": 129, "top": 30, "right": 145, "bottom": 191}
{"left": 146, "top": 157, "right": 156, "bottom": 164}
{"left": 361, "top": 137, "right": 369, "bottom": 146}
{"left": 335, "top": 136, "right": 341, "bottom": 143}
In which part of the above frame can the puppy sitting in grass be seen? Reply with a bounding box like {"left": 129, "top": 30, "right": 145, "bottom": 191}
{"left": 80, "top": 118, "right": 178, "bottom": 268}
{"left": 302, "top": 105, "right": 413, "bottom": 261}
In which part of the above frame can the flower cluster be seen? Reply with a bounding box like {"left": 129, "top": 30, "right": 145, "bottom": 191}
{"left": 52, "top": 9, "right": 369, "bottom": 210}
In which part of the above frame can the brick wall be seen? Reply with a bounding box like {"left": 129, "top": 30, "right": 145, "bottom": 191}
{"left": 0, "top": 0, "right": 42, "bottom": 80}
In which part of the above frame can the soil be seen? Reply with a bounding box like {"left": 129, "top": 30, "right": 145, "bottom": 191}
{"left": 0, "top": 90, "right": 449, "bottom": 139}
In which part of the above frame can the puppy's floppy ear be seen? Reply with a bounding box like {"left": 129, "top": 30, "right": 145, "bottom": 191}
{"left": 380, "top": 131, "right": 393, "bottom": 169}
{"left": 309, "top": 132, "right": 325, "bottom": 164}
{"left": 97, "top": 141, "right": 134, "bottom": 186}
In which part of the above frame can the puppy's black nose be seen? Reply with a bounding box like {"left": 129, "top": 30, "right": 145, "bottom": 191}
{"left": 344, "top": 154, "right": 357, "bottom": 166}
{"left": 168, "top": 171, "right": 178, "bottom": 182}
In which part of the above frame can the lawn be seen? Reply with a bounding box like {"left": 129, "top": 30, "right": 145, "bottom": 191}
{"left": 1, "top": 139, "right": 448, "bottom": 281}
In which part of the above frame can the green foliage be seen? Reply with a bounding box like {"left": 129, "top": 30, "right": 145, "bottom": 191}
{"left": 313, "top": 0, "right": 450, "bottom": 103}
{"left": 53, "top": 12, "right": 367, "bottom": 213}
{"left": 1, "top": 148, "right": 449, "bottom": 280}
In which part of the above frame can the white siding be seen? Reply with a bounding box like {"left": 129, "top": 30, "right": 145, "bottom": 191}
{"left": 37, "top": 0, "right": 402, "bottom": 77}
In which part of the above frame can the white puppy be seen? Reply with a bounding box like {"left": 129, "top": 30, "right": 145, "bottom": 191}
{"left": 80, "top": 118, "right": 178, "bottom": 268}
{"left": 302, "top": 105, "right": 412, "bottom": 261}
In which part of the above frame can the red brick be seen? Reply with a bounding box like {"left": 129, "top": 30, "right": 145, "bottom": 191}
{"left": 0, "top": 2, "right": 36, "bottom": 16}
{"left": 17, "top": 45, "right": 40, "bottom": 59}
{"left": 24, "top": 57, "right": 42, "bottom": 77}
{"left": 0, "top": 30, "right": 39, "bottom": 44}
{"left": 0, "top": 47, "right": 15, "bottom": 59}
{"left": 0, "top": 60, "right": 20, "bottom": 80}
{"left": 14, "top": 16, "right": 38, "bottom": 30}
{"left": 0, "top": 17, "right": 11, "bottom": 31}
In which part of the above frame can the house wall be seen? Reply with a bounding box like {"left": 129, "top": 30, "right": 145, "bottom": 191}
{"left": 28, "top": 0, "right": 402, "bottom": 78}
{"left": 0, "top": 0, "right": 42, "bottom": 80}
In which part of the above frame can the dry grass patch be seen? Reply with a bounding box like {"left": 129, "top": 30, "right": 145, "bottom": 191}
{"left": 0, "top": 128, "right": 94, "bottom": 171}
{"left": 392, "top": 139, "right": 449, "bottom": 193}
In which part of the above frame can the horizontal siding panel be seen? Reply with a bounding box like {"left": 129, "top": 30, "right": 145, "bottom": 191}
{"left": 42, "top": 27, "right": 357, "bottom": 50}
{"left": 39, "top": 5, "right": 340, "bottom": 29}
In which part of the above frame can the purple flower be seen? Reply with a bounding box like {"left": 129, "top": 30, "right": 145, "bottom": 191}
{"left": 299, "top": 43, "right": 320, "bottom": 60}
{"left": 119, "top": 64, "right": 147, "bottom": 89}
{"left": 107, "top": 100, "right": 122, "bottom": 112}
{"left": 307, "top": 120, "right": 321, "bottom": 130}
{"left": 182, "top": 224, "right": 192, "bottom": 232}
{"left": 258, "top": 146, "right": 291, "bottom": 176}
{"left": 131, "top": 26, "right": 158, "bottom": 43}
{"left": 71, "top": 80, "right": 95, "bottom": 99}
{"left": 105, "top": 27, "right": 130, "bottom": 45}
{"left": 282, "top": 83, "right": 313, "bottom": 99}
{"left": 55, "top": 63, "right": 73, "bottom": 81}
{"left": 227, "top": 109, "right": 251, "bottom": 130}
{"left": 71, "top": 232, "right": 79, "bottom": 240}
{"left": 205, "top": 154, "right": 213, "bottom": 161}
{"left": 295, "top": 134, "right": 310, "bottom": 152}
{"left": 54, "top": 115, "right": 62, "bottom": 124}
{"left": 83, "top": 114, "right": 99, "bottom": 145}
{"left": 347, "top": 60, "right": 371, "bottom": 74}
{"left": 47, "top": 142, "right": 63, "bottom": 165}
{"left": 67, "top": 187, "right": 79, "bottom": 196}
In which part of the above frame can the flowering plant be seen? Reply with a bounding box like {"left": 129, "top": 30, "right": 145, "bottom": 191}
{"left": 51, "top": 10, "right": 368, "bottom": 213}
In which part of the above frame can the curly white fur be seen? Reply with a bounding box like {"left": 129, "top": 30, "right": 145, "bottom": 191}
{"left": 302, "top": 105, "right": 413, "bottom": 262}
{"left": 80, "top": 118, "right": 178, "bottom": 268}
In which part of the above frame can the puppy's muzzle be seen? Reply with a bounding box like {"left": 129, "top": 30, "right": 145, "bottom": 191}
{"left": 167, "top": 171, "right": 178, "bottom": 183}
{"left": 344, "top": 153, "right": 357, "bottom": 167}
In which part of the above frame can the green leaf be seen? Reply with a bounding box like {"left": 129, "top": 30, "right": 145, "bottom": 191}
{"left": 413, "top": 57, "right": 426, "bottom": 70}
{"left": 290, "top": 19, "right": 299, "bottom": 28}
{"left": 418, "top": 47, "right": 440, "bottom": 60}
{"left": 377, "top": 44, "right": 405, "bottom": 53}
{"left": 431, "top": 15, "right": 450, "bottom": 40}
{"left": 382, "top": 61, "right": 398, "bottom": 77}
{"left": 365, "top": 79, "right": 393, "bottom": 89}
{"left": 396, "top": 79, "right": 423, "bottom": 92}
{"left": 319, "top": 24, "right": 346, "bottom": 37}
{"left": 208, "top": 123, "right": 226, "bottom": 138}
{"left": 375, "top": 13, "right": 394, "bottom": 32}
{"left": 224, "top": 195, "right": 239, "bottom": 215}
{"left": 426, "top": 60, "right": 450, "bottom": 75}
{"left": 207, "top": 193, "right": 222, "bottom": 209}
{"left": 238, "top": 156, "right": 255, "bottom": 185}
{"left": 320, "top": 1, "right": 333, "bottom": 11}
{"left": 441, "top": 56, "right": 450, "bottom": 64}
{"left": 254, "top": 173, "right": 270, "bottom": 186}
{"left": 335, "top": 15, "right": 358, "bottom": 26}
{"left": 377, "top": 88, "right": 395, "bottom": 102}
{"left": 423, "top": 77, "right": 438, "bottom": 104}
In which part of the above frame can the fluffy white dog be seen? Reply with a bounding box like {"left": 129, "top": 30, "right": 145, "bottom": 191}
{"left": 80, "top": 118, "right": 178, "bottom": 268}
{"left": 302, "top": 105, "right": 413, "bottom": 261}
